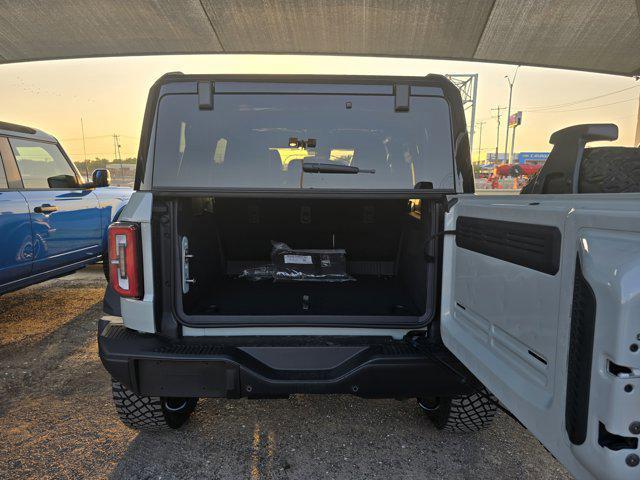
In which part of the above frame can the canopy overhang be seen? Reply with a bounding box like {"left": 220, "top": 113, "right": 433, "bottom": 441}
{"left": 0, "top": 0, "right": 639, "bottom": 77}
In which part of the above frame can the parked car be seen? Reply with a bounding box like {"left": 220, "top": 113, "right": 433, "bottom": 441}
{"left": 0, "top": 121, "right": 132, "bottom": 294}
{"left": 99, "top": 74, "right": 640, "bottom": 480}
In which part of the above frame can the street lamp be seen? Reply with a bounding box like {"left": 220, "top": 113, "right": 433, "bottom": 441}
{"left": 504, "top": 65, "right": 520, "bottom": 164}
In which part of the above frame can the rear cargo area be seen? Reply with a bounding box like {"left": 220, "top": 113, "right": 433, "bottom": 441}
{"left": 172, "top": 197, "right": 438, "bottom": 325}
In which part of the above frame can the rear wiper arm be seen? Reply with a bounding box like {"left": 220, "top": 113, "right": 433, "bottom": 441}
{"left": 302, "top": 162, "right": 375, "bottom": 174}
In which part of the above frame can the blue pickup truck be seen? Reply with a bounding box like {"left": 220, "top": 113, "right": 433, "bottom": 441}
{"left": 0, "top": 121, "right": 132, "bottom": 294}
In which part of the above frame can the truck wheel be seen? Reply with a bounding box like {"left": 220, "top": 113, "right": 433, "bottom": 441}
{"left": 102, "top": 249, "right": 110, "bottom": 281}
{"left": 418, "top": 388, "right": 497, "bottom": 433}
{"left": 111, "top": 380, "right": 198, "bottom": 430}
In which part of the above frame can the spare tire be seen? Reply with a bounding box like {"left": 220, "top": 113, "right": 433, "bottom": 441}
{"left": 579, "top": 147, "right": 640, "bottom": 193}
{"left": 521, "top": 147, "right": 640, "bottom": 194}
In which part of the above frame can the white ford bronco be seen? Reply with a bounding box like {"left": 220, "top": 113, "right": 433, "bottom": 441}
{"left": 99, "top": 73, "right": 640, "bottom": 479}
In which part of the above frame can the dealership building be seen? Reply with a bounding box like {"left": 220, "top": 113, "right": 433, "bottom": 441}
{"left": 483, "top": 152, "right": 550, "bottom": 165}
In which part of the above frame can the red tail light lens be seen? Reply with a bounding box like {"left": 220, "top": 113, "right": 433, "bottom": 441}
{"left": 108, "top": 222, "right": 142, "bottom": 299}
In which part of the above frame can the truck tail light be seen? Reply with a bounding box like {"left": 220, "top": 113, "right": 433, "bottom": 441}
{"left": 108, "top": 222, "right": 142, "bottom": 299}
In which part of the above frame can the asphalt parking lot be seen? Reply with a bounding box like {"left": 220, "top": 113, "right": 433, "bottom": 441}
{"left": 0, "top": 265, "right": 572, "bottom": 480}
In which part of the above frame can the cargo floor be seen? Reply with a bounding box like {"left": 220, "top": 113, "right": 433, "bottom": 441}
{"left": 187, "top": 276, "right": 422, "bottom": 316}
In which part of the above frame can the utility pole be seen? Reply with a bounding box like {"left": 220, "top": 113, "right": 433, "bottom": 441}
{"left": 112, "top": 133, "right": 118, "bottom": 161}
{"left": 80, "top": 117, "right": 89, "bottom": 180}
{"left": 476, "top": 121, "right": 485, "bottom": 163}
{"left": 504, "top": 66, "right": 520, "bottom": 164}
{"left": 491, "top": 106, "right": 504, "bottom": 163}
{"left": 116, "top": 135, "right": 122, "bottom": 162}
{"left": 113, "top": 133, "right": 124, "bottom": 184}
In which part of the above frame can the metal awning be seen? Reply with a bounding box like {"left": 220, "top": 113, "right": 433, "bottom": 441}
{"left": 0, "top": 0, "right": 639, "bottom": 76}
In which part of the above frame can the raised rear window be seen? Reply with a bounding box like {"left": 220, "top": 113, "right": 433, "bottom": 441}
{"left": 152, "top": 91, "right": 455, "bottom": 190}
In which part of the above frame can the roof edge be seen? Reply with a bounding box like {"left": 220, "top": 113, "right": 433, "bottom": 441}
{"left": 0, "top": 52, "right": 636, "bottom": 78}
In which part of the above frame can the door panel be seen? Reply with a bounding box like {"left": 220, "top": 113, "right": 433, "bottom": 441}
{"left": 442, "top": 194, "right": 640, "bottom": 480}
{"left": 0, "top": 191, "right": 33, "bottom": 286}
{"left": 456, "top": 216, "right": 561, "bottom": 274}
{"left": 577, "top": 229, "right": 640, "bottom": 467}
{"left": 8, "top": 137, "right": 102, "bottom": 273}
{"left": 21, "top": 190, "right": 102, "bottom": 272}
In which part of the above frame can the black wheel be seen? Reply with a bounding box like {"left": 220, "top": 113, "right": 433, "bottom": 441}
{"left": 102, "top": 249, "right": 110, "bottom": 281}
{"left": 111, "top": 380, "right": 198, "bottom": 431}
{"left": 418, "top": 388, "right": 497, "bottom": 433}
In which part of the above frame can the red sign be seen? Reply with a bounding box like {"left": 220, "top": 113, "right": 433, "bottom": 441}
{"left": 508, "top": 111, "right": 522, "bottom": 127}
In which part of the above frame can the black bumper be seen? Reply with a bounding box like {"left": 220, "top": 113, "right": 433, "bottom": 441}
{"left": 98, "top": 319, "right": 475, "bottom": 399}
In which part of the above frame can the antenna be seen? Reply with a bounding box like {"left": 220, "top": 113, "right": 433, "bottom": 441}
{"left": 80, "top": 117, "right": 88, "bottom": 180}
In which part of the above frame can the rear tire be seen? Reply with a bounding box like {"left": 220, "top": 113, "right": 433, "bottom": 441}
{"left": 418, "top": 388, "right": 497, "bottom": 433}
{"left": 111, "top": 380, "right": 198, "bottom": 431}
{"left": 102, "top": 249, "right": 110, "bottom": 281}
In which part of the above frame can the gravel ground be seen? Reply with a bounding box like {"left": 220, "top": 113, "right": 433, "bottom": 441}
{"left": 0, "top": 266, "right": 572, "bottom": 480}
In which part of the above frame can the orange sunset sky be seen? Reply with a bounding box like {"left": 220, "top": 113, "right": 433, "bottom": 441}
{"left": 1, "top": 54, "right": 638, "bottom": 164}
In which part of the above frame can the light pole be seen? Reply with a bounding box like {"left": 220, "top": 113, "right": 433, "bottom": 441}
{"left": 476, "top": 121, "right": 485, "bottom": 163}
{"left": 491, "top": 106, "right": 503, "bottom": 162}
{"left": 504, "top": 66, "right": 520, "bottom": 164}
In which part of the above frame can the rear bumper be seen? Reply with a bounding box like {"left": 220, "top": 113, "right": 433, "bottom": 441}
{"left": 98, "top": 318, "right": 475, "bottom": 399}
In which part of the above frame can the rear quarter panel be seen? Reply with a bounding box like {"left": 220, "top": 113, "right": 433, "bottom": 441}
{"left": 93, "top": 186, "right": 133, "bottom": 250}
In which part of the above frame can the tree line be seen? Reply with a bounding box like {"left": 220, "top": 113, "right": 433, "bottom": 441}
{"left": 72, "top": 157, "right": 137, "bottom": 170}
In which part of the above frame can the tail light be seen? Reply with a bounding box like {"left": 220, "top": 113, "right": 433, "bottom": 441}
{"left": 108, "top": 222, "right": 142, "bottom": 299}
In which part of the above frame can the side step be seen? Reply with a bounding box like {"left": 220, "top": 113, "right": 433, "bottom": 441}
{"left": 98, "top": 320, "right": 475, "bottom": 399}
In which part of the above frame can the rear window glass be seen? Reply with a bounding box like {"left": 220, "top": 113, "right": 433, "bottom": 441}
{"left": 10, "top": 139, "right": 76, "bottom": 189}
{"left": 152, "top": 93, "right": 454, "bottom": 190}
{"left": 0, "top": 150, "right": 7, "bottom": 188}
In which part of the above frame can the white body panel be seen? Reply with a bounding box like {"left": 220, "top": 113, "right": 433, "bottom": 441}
{"left": 442, "top": 193, "right": 640, "bottom": 480}
{"left": 117, "top": 191, "right": 156, "bottom": 333}
{"left": 182, "top": 325, "right": 409, "bottom": 340}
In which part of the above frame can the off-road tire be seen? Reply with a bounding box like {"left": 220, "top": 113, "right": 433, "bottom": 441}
{"left": 418, "top": 388, "right": 497, "bottom": 433}
{"left": 521, "top": 147, "right": 640, "bottom": 194}
{"left": 111, "top": 380, "right": 198, "bottom": 430}
{"left": 579, "top": 147, "right": 640, "bottom": 193}
{"left": 102, "top": 249, "right": 110, "bottom": 281}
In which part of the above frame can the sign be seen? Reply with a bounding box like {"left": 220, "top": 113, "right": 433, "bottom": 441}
{"left": 486, "top": 152, "right": 508, "bottom": 162}
{"left": 508, "top": 111, "right": 522, "bottom": 127}
{"left": 518, "top": 152, "right": 550, "bottom": 164}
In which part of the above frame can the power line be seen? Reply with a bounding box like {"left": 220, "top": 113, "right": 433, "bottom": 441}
{"left": 523, "top": 84, "right": 640, "bottom": 111}
{"left": 61, "top": 133, "right": 138, "bottom": 141}
{"left": 60, "top": 134, "right": 114, "bottom": 141}
{"left": 526, "top": 96, "right": 637, "bottom": 114}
